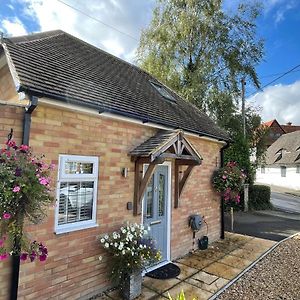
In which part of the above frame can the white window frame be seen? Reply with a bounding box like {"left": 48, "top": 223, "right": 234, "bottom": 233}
{"left": 55, "top": 155, "right": 99, "bottom": 234}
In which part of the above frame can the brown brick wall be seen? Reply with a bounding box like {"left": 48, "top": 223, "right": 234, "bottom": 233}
{"left": 0, "top": 102, "right": 222, "bottom": 299}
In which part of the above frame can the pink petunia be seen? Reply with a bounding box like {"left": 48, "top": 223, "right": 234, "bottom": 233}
{"left": 3, "top": 213, "right": 11, "bottom": 220}
{"left": 13, "top": 186, "right": 21, "bottom": 193}
{"left": 0, "top": 253, "right": 8, "bottom": 260}
{"left": 222, "top": 175, "right": 227, "bottom": 180}
{"left": 39, "top": 177, "right": 49, "bottom": 186}
{"left": 5, "top": 140, "right": 16, "bottom": 148}
{"left": 19, "top": 144, "right": 29, "bottom": 152}
{"left": 20, "top": 253, "right": 28, "bottom": 261}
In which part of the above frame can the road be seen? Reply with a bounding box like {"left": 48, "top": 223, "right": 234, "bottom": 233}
{"left": 271, "top": 192, "right": 300, "bottom": 213}
{"left": 224, "top": 192, "right": 300, "bottom": 241}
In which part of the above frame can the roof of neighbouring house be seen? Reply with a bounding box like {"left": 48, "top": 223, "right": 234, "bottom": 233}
{"left": 1, "top": 30, "right": 229, "bottom": 141}
{"left": 265, "top": 130, "right": 300, "bottom": 165}
{"left": 281, "top": 124, "right": 300, "bottom": 134}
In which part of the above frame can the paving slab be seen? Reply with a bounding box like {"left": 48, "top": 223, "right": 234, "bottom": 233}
{"left": 203, "top": 262, "right": 242, "bottom": 280}
{"left": 217, "top": 255, "right": 252, "bottom": 269}
{"left": 191, "top": 271, "right": 219, "bottom": 285}
{"left": 186, "top": 277, "right": 228, "bottom": 293}
{"left": 143, "top": 277, "right": 181, "bottom": 294}
{"left": 173, "top": 262, "right": 199, "bottom": 280}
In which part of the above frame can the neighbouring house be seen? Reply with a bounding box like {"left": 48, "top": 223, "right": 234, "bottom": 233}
{"left": 256, "top": 131, "right": 300, "bottom": 190}
{"left": 263, "top": 119, "right": 300, "bottom": 148}
{"left": 0, "top": 30, "right": 229, "bottom": 299}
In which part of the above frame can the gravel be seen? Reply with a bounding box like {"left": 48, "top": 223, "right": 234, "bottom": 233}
{"left": 217, "top": 235, "right": 300, "bottom": 300}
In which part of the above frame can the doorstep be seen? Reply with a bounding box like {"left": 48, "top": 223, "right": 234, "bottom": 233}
{"left": 97, "top": 232, "right": 276, "bottom": 300}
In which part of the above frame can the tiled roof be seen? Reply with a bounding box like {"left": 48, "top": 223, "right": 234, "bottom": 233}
{"left": 281, "top": 125, "right": 300, "bottom": 134}
{"left": 265, "top": 131, "right": 300, "bottom": 165}
{"left": 1, "top": 30, "right": 229, "bottom": 141}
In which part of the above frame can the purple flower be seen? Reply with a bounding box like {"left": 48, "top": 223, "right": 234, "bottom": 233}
{"left": 20, "top": 253, "right": 28, "bottom": 261}
{"left": 15, "top": 167, "right": 22, "bottom": 177}
{"left": 39, "top": 254, "right": 47, "bottom": 262}
{"left": 29, "top": 251, "right": 37, "bottom": 262}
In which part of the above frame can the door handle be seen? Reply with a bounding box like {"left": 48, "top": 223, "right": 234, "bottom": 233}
{"left": 150, "top": 220, "right": 161, "bottom": 226}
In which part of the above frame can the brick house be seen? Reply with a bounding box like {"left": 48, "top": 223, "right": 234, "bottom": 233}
{"left": 263, "top": 119, "right": 300, "bottom": 148}
{"left": 0, "top": 30, "right": 229, "bottom": 300}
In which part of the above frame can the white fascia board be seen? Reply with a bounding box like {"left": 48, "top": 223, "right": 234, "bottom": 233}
{"left": 39, "top": 97, "right": 226, "bottom": 145}
{"left": 1, "top": 44, "right": 21, "bottom": 91}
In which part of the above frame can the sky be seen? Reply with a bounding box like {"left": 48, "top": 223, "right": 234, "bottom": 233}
{"left": 1, "top": 0, "right": 300, "bottom": 125}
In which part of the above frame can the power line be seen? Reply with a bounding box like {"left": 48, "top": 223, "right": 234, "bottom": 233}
{"left": 56, "top": 0, "right": 139, "bottom": 41}
{"left": 260, "top": 68, "right": 300, "bottom": 79}
{"left": 246, "top": 64, "right": 300, "bottom": 98}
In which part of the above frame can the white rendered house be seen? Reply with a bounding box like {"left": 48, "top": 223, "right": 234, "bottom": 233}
{"left": 256, "top": 131, "right": 300, "bottom": 190}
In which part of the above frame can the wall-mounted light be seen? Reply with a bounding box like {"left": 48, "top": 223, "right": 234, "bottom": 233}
{"left": 121, "top": 167, "right": 129, "bottom": 178}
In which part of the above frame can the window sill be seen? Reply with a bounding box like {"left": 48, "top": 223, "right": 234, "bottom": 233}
{"left": 55, "top": 222, "right": 99, "bottom": 235}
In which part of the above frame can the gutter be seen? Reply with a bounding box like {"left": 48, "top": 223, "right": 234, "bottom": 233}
{"left": 18, "top": 86, "right": 230, "bottom": 143}
{"left": 220, "top": 142, "right": 230, "bottom": 239}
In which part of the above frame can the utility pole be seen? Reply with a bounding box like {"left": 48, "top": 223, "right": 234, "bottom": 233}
{"left": 241, "top": 77, "right": 246, "bottom": 138}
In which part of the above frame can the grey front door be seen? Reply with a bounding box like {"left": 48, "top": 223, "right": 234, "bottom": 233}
{"left": 143, "top": 165, "right": 169, "bottom": 262}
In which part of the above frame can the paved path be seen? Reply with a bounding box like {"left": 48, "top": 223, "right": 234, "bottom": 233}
{"left": 271, "top": 192, "right": 300, "bottom": 213}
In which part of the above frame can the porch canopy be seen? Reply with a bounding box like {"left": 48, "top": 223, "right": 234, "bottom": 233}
{"left": 129, "top": 130, "right": 203, "bottom": 215}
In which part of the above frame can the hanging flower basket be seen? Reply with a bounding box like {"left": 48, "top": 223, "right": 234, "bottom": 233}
{"left": 0, "top": 140, "right": 53, "bottom": 262}
{"left": 212, "top": 161, "right": 246, "bottom": 206}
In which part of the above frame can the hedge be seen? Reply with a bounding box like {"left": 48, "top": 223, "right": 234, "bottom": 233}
{"left": 227, "top": 184, "right": 272, "bottom": 211}
{"left": 248, "top": 184, "right": 272, "bottom": 210}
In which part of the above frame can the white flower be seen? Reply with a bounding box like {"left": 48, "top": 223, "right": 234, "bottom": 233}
{"left": 98, "top": 256, "right": 102, "bottom": 261}
{"left": 100, "top": 238, "right": 105, "bottom": 243}
{"left": 104, "top": 243, "right": 109, "bottom": 248}
{"left": 114, "top": 242, "right": 118, "bottom": 248}
{"left": 144, "top": 230, "right": 148, "bottom": 235}
{"left": 104, "top": 235, "right": 109, "bottom": 240}
{"left": 131, "top": 226, "right": 135, "bottom": 232}
{"left": 131, "top": 251, "right": 134, "bottom": 256}
{"left": 122, "top": 250, "right": 126, "bottom": 255}
{"left": 121, "top": 228, "right": 126, "bottom": 234}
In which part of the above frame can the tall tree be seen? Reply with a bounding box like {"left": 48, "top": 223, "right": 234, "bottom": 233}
{"left": 137, "top": 0, "right": 264, "bottom": 126}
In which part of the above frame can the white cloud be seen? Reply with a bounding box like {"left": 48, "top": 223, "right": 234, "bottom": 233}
{"left": 248, "top": 81, "right": 300, "bottom": 125}
{"left": 18, "top": 0, "right": 155, "bottom": 62}
{"left": 1, "top": 17, "right": 28, "bottom": 36}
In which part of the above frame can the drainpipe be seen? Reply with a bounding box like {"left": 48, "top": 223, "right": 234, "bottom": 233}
{"left": 10, "top": 95, "right": 38, "bottom": 300}
{"left": 220, "top": 142, "right": 230, "bottom": 240}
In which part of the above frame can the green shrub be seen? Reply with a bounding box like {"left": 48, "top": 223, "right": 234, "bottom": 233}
{"left": 248, "top": 185, "right": 272, "bottom": 210}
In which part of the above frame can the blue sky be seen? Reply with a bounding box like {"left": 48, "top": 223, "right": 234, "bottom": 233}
{"left": 1, "top": 0, "right": 300, "bottom": 124}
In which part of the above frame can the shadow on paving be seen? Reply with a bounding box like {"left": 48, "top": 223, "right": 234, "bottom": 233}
{"left": 225, "top": 210, "right": 300, "bottom": 241}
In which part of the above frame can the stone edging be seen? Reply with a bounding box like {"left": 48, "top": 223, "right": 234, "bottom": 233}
{"left": 209, "top": 232, "right": 300, "bottom": 300}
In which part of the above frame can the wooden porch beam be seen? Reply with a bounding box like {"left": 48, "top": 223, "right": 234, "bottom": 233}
{"left": 179, "top": 165, "right": 194, "bottom": 197}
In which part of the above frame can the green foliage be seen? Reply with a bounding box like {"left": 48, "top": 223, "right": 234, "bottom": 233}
{"left": 137, "top": 0, "right": 264, "bottom": 123}
{"left": 168, "top": 290, "right": 195, "bottom": 300}
{"left": 98, "top": 223, "right": 161, "bottom": 285}
{"left": 248, "top": 184, "right": 272, "bottom": 210}
{"left": 0, "top": 141, "right": 53, "bottom": 261}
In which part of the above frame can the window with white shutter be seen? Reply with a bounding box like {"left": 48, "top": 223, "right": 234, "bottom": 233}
{"left": 55, "top": 155, "right": 99, "bottom": 234}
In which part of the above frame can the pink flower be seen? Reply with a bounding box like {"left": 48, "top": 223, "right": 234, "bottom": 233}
{"left": 0, "top": 239, "right": 4, "bottom": 247}
{"left": 3, "top": 213, "right": 11, "bottom": 220}
{"left": 0, "top": 253, "right": 8, "bottom": 260}
{"left": 19, "top": 144, "right": 29, "bottom": 152}
{"left": 5, "top": 140, "right": 16, "bottom": 148}
{"left": 13, "top": 186, "right": 21, "bottom": 193}
{"left": 39, "top": 177, "right": 49, "bottom": 186}
{"left": 222, "top": 175, "right": 227, "bottom": 180}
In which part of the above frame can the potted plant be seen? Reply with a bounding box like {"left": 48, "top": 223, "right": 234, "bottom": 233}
{"left": 99, "top": 223, "right": 161, "bottom": 300}
{"left": 0, "top": 140, "right": 53, "bottom": 261}
{"left": 212, "top": 161, "right": 246, "bottom": 231}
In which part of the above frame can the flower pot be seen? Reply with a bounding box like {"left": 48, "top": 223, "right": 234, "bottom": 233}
{"left": 121, "top": 270, "right": 142, "bottom": 300}
{"left": 198, "top": 236, "right": 208, "bottom": 250}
